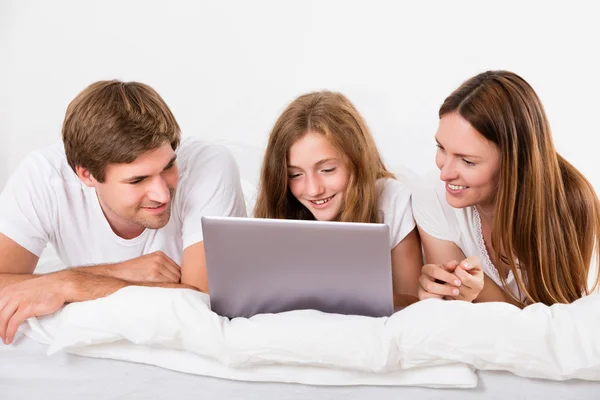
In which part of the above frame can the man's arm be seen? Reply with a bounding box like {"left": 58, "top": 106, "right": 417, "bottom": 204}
{"left": 180, "top": 241, "right": 208, "bottom": 292}
{"left": 0, "top": 232, "right": 181, "bottom": 289}
{"left": 68, "top": 251, "right": 182, "bottom": 283}
{"left": 0, "top": 266, "right": 196, "bottom": 345}
{"left": 177, "top": 145, "right": 247, "bottom": 293}
{"left": 0, "top": 232, "right": 196, "bottom": 345}
{"left": 0, "top": 234, "right": 40, "bottom": 289}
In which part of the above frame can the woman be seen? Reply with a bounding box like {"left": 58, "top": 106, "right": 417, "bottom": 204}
{"left": 414, "top": 70, "right": 600, "bottom": 306}
{"left": 254, "top": 91, "right": 422, "bottom": 307}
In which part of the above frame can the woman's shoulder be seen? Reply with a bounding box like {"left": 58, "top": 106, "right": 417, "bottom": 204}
{"left": 411, "top": 171, "right": 476, "bottom": 244}
{"left": 411, "top": 170, "right": 447, "bottom": 203}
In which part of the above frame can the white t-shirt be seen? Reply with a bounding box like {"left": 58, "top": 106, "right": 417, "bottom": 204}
{"left": 412, "top": 172, "right": 525, "bottom": 301}
{"left": 376, "top": 178, "right": 416, "bottom": 249}
{"left": 0, "top": 138, "right": 247, "bottom": 268}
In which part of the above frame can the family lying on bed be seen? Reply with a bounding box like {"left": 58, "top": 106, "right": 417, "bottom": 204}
{"left": 0, "top": 71, "right": 598, "bottom": 345}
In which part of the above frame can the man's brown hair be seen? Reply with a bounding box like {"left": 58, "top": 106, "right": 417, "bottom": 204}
{"left": 62, "top": 80, "right": 181, "bottom": 182}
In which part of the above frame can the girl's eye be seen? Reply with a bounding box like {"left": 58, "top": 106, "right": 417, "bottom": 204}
{"left": 436, "top": 144, "right": 446, "bottom": 153}
{"left": 463, "top": 159, "right": 475, "bottom": 166}
{"left": 288, "top": 173, "right": 301, "bottom": 179}
{"left": 322, "top": 167, "right": 336, "bottom": 173}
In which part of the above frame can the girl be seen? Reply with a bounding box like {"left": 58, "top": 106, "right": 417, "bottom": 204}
{"left": 254, "top": 91, "right": 422, "bottom": 308}
{"left": 414, "top": 70, "right": 600, "bottom": 306}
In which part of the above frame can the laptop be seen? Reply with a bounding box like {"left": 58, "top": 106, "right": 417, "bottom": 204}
{"left": 201, "top": 216, "right": 394, "bottom": 319}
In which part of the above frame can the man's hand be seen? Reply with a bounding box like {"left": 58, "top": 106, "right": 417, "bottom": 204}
{"left": 418, "top": 260, "right": 462, "bottom": 300}
{"left": 110, "top": 251, "right": 181, "bottom": 283}
{"left": 0, "top": 256, "right": 194, "bottom": 345}
{"left": 441, "top": 256, "right": 484, "bottom": 302}
{"left": 0, "top": 274, "right": 67, "bottom": 345}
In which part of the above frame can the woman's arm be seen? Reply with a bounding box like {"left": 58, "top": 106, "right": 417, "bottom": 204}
{"left": 418, "top": 227, "right": 519, "bottom": 305}
{"left": 476, "top": 275, "right": 522, "bottom": 306}
{"left": 418, "top": 227, "right": 466, "bottom": 265}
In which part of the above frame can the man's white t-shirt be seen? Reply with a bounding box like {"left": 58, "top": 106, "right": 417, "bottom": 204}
{"left": 412, "top": 172, "right": 525, "bottom": 301}
{"left": 376, "top": 178, "right": 416, "bottom": 249}
{"left": 0, "top": 138, "right": 247, "bottom": 268}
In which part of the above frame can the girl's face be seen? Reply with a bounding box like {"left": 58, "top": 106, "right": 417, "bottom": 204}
{"left": 287, "top": 131, "right": 350, "bottom": 221}
{"left": 435, "top": 112, "right": 502, "bottom": 211}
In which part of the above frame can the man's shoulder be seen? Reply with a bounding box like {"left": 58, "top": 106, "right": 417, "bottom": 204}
{"left": 177, "top": 139, "right": 238, "bottom": 176}
{"left": 14, "top": 142, "right": 78, "bottom": 184}
{"left": 177, "top": 138, "right": 232, "bottom": 159}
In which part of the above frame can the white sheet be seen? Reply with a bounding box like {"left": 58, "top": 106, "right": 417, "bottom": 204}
{"left": 23, "top": 167, "right": 600, "bottom": 389}
{"left": 26, "top": 245, "right": 476, "bottom": 388}
{"left": 20, "top": 289, "right": 476, "bottom": 388}
{"left": 5, "top": 334, "right": 600, "bottom": 400}
{"left": 18, "top": 283, "right": 600, "bottom": 388}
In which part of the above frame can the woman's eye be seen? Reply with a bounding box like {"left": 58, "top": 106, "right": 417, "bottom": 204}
{"left": 322, "top": 167, "right": 336, "bottom": 173}
{"left": 463, "top": 159, "right": 475, "bottom": 166}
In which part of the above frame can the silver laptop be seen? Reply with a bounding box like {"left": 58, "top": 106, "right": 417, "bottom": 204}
{"left": 202, "top": 216, "right": 394, "bottom": 319}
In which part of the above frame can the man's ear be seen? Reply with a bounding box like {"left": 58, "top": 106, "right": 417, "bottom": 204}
{"left": 76, "top": 166, "right": 97, "bottom": 187}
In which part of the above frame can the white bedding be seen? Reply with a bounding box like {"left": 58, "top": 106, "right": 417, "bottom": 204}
{"left": 15, "top": 150, "right": 600, "bottom": 389}
{"left": 5, "top": 334, "right": 600, "bottom": 400}
{"left": 18, "top": 283, "right": 600, "bottom": 389}
{"left": 20, "top": 288, "right": 476, "bottom": 388}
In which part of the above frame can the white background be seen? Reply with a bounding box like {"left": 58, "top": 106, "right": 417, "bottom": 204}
{"left": 2, "top": 0, "right": 599, "bottom": 190}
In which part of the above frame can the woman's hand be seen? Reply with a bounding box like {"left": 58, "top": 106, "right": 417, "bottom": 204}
{"left": 442, "top": 256, "right": 484, "bottom": 302}
{"left": 418, "top": 256, "right": 484, "bottom": 302}
{"left": 418, "top": 260, "right": 462, "bottom": 300}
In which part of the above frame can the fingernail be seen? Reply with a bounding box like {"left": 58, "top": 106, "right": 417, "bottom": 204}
{"left": 452, "top": 289, "right": 460, "bottom": 295}
{"left": 461, "top": 261, "right": 469, "bottom": 267}
{"left": 454, "top": 280, "right": 461, "bottom": 286}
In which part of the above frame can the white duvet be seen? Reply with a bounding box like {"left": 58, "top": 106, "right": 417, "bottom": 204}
{"left": 19, "top": 283, "right": 600, "bottom": 388}
{"left": 16, "top": 148, "right": 600, "bottom": 388}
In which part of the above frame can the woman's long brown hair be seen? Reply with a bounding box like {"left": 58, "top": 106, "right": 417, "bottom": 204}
{"left": 254, "top": 91, "right": 394, "bottom": 222}
{"left": 440, "top": 70, "right": 600, "bottom": 305}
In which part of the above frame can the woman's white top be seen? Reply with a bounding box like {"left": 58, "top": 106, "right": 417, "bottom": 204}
{"left": 412, "top": 172, "right": 526, "bottom": 301}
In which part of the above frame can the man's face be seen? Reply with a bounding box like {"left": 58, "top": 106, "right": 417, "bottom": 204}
{"left": 80, "top": 143, "right": 179, "bottom": 239}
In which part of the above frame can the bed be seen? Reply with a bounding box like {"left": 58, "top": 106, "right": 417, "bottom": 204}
{"left": 3, "top": 144, "right": 600, "bottom": 398}
{"left": 3, "top": 334, "right": 599, "bottom": 399}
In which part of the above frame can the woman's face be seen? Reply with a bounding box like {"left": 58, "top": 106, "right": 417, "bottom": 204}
{"left": 287, "top": 131, "right": 350, "bottom": 221}
{"left": 435, "top": 112, "right": 502, "bottom": 210}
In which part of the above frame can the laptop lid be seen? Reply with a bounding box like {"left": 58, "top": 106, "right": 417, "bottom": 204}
{"left": 202, "top": 216, "right": 394, "bottom": 319}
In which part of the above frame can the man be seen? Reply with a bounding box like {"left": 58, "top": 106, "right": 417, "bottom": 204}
{"left": 0, "top": 80, "right": 247, "bottom": 344}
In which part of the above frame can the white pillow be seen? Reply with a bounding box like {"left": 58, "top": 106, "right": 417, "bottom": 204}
{"left": 21, "top": 287, "right": 476, "bottom": 388}
{"left": 21, "top": 285, "right": 600, "bottom": 384}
